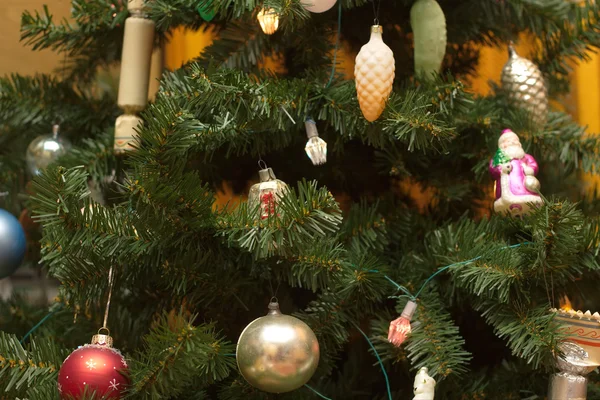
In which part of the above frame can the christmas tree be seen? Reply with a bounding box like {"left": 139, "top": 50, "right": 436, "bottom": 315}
{"left": 2, "top": 0, "right": 600, "bottom": 399}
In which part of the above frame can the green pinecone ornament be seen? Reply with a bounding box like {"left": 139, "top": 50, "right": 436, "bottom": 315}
{"left": 501, "top": 44, "right": 548, "bottom": 126}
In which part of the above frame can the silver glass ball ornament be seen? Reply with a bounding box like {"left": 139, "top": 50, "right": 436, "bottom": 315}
{"left": 26, "top": 124, "right": 71, "bottom": 176}
{"left": 236, "top": 301, "right": 320, "bottom": 393}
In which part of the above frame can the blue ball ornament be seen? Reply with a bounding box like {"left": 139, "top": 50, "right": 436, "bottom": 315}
{"left": 0, "top": 209, "right": 26, "bottom": 279}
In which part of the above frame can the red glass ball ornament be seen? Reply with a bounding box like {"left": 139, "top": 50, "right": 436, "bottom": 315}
{"left": 57, "top": 334, "right": 128, "bottom": 399}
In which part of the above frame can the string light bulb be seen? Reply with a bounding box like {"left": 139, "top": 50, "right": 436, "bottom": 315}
{"left": 257, "top": 8, "right": 280, "bottom": 35}
{"left": 304, "top": 118, "right": 327, "bottom": 165}
{"left": 388, "top": 300, "right": 417, "bottom": 346}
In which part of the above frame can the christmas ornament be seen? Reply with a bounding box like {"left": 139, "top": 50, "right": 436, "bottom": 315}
{"left": 388, "top": 300, "right": 417, "bottom": 346}
{"left": 305, "top": 118, "right": 327, "bottom": 165}
{"left": 302, "top": 0, "right": 337, "bottom": 13}
{"left": 0, "top": 209, "right": 26, "bottom": 279}
{"left": 410, "top": 0, "right": 447, "bottom": 79}
{"left": 489, "top": 129, "right": 542, "bottom": 218}
{"left": 413, "top": 367, "right": 436, "bottom": 400}
{"left": 257, "top": 8, "right": 280, "bottom": 35}
{"left": 355, "top": 25, "right": 395, "bottom": 122}
{"left": 248, "top": 164, "right": 288, "bottom": 220}
{"left": 26, "top": 124, "right": 71, "bottom": 176}
{"left": 548, "top": 341, "right": 595, "bottom": 400}
{"left": 114, "top": 0, "right": 155, "bottom": 153}
{"left": 236, "top": 300, "right": 320, "bottom": 393}
{"left": 57, "top": 330, "right": 129, "bottom": 399}
{"left": 501, "top": 44, "right": 548, "bottom": 126}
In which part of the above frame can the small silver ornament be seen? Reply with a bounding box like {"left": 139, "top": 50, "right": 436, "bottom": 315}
{"left": 248, "top": 164, "right": 288, "bottom": 220}
{"left": 26, "top": 124, "right": 71, "bottom": 176}
{"left": 501, "top": 44, "right": 548, "bottom": 126}
{"left": 548, "top": 342, "right": 596, "bottom": 400}
{"left": 236, "top": 300, "right": 320, "bottom": 393}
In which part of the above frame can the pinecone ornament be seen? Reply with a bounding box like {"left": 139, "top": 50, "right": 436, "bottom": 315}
{"left": 501, "top": 44, "right": 548, "bottom": 126}
{"left": 355, "top": 25, "right": 395, "bottom": 122}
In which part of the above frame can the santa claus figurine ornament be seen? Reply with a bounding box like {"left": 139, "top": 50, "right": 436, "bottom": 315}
{"left": 489, "top": 129, "right": 543, "bottom": 217}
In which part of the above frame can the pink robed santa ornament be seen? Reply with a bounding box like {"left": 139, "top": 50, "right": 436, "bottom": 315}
{"left": 489, "top": 129, "right": 543, "bottom": 217}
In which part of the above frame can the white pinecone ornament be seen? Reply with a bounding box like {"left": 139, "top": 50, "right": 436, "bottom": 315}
{"left": 501, "top": 44, "right": 548, "bottom": 126}
{"left": 355, "top": 25, "right": 395, "bottom": 122}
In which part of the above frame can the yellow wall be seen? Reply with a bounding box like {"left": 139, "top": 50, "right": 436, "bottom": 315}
{"left": 0, "top": 0, "right": 71, "bottom": 76}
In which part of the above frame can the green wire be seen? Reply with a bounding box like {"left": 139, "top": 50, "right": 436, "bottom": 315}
{"left": 305, "top": 384, "right": 333, "bottom": 399}
{"left": 351, "top": 321, "right": 393, "bottom": 400}
{"left": 20, "top": 310, "right": 56, "bottom": 345}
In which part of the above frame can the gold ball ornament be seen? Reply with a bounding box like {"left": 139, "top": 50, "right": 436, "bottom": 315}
{"left": 354, "top": 25, "right": 395, "bottom": 122}
{"left": 501, "top": 44, "right": 548, "bottom": 126}
{"left": 236, "top": 301, "right": 320, "bottom": 393}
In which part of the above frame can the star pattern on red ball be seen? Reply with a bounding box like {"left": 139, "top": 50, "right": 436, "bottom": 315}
{"left": 58, "top": 344, "right": 129, "bottom": 399}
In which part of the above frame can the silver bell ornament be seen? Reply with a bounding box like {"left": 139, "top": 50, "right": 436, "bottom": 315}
{"left": 501, "top": 44, "right": 548, "bottom": 126}
{"left": 248, "top": 164, "right": 288, "bottom": 220}
{"left": 304, "top": 118, "right": 327, "bottom": 166}
{"left": 26, "top": 124, "right": 72, "bottom": 176}
{"left": 236, "top": 300, "right": 320, "bottom": 393}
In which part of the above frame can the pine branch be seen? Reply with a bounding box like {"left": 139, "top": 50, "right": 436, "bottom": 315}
{"left": 127, "top": 312, "right": 236, "bottom": 399}
{"left": 0, "top": 332, "right": 67, "bottom": 398}
{"left": 216, "top": 179, "right": 342, "bottom": 259}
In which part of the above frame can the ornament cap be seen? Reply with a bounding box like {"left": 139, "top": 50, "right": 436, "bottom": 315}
{"left": 305, "top": 118, "right": 318, "bottom": 138}
{"left": 91, "top": 328, "right": 113, "bottom": 348}
{"left": 267, "top": 300, "right": 282, "bottom": 316}
{"left": 370, "top": 25, "right": 383, "bottom": 34}
{"left": 52, "top": 124, "right": 60, "bottom": 139}
{"left": 258, "top": 167, "right": 276, "bottom": 182}
{"left": 507, "top": 42, "right": 517, "bottom": 58}
{"left": 400, "top": 300, "right": 417, "bottom": 320}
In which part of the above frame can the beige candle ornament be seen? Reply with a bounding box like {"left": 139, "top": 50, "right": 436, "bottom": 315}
{"left": 114, "top": 0, "right": 156, "bottom": 153}
{"left": 354, "top": 25, "right": 395, "bottom": 122}
{"left": 147, "top": 47, "right": 164, "bottom": 102}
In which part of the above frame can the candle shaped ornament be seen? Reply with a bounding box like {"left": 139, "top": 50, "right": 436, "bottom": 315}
{"left": 355, "top": 25, "right": 395, "bottom": 122}
{"left": 257, "top": 8, "right": 280, "bottom": 35}
{"left": 388, "top": 300, "right": 417, "bottom": 346}
{"left": 501, "top": 44, "right": 548, "bottom": 127}
{"left": 304, "top": 118, "right": 327, "bottom": 165}
{"left": 114, "top": 0, "right": 155, "bottom": 153}
{"left": 248, "top": 166, "right": 288, "bottom": 220}
{"left": 410, "top": 0, "right": 447, "bottom": 80}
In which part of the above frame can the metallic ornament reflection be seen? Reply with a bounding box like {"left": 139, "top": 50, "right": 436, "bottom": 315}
{"left": 236, "top": 301, "right": 319, "bottom": 393}
{"left": 501, "top": 44, "right": 548, "bottom": 126}
{"left": 26, "top": 124, "right": 71, "bottom": 176}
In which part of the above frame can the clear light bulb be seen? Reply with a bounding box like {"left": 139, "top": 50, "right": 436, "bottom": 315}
{"left": 304, "top": 119, "right": 327, "bottom": 165}
{"left": 257, "top": 8, "right": 279, "bottom": 35}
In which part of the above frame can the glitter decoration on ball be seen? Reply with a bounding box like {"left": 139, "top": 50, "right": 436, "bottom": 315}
{"left": 0, "top": 208, "right": 26, "bottom": 279}
{"left": 26, "top": 124, "right": 71, "bottom": 176}
{"left": 501, "top": 44, "right": 548, "bottom": 126}
{"left": 413, "top": 367, "right": 436, "bottom": 400}
{"left": 257, "top": 8, "right": 280, "bottom": 35}
{"left": 305, "top": 118, "right": 327, "bottom": 165}
{"left": 236, "top": 300, "right": 320, "bottom": 393}
{"left": 489, "top": 129, "right": 542, "bottom": 218}
{"left": 410, "top": 0, "right": 447, "bottom": 80}
{"left": 355, "top": 25, "right": 395, "bottom": 122}
{"left": 388, "top": 300, "right": 417, "bottom": 346}
{"left": 301, "top": 0, "right": 337, "bottom": 13}
{"left": 248, "top": 164, "right": 288, "bottom": 220}
{"left": 57, "top": 330, "right": 129, "bottom": 399}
